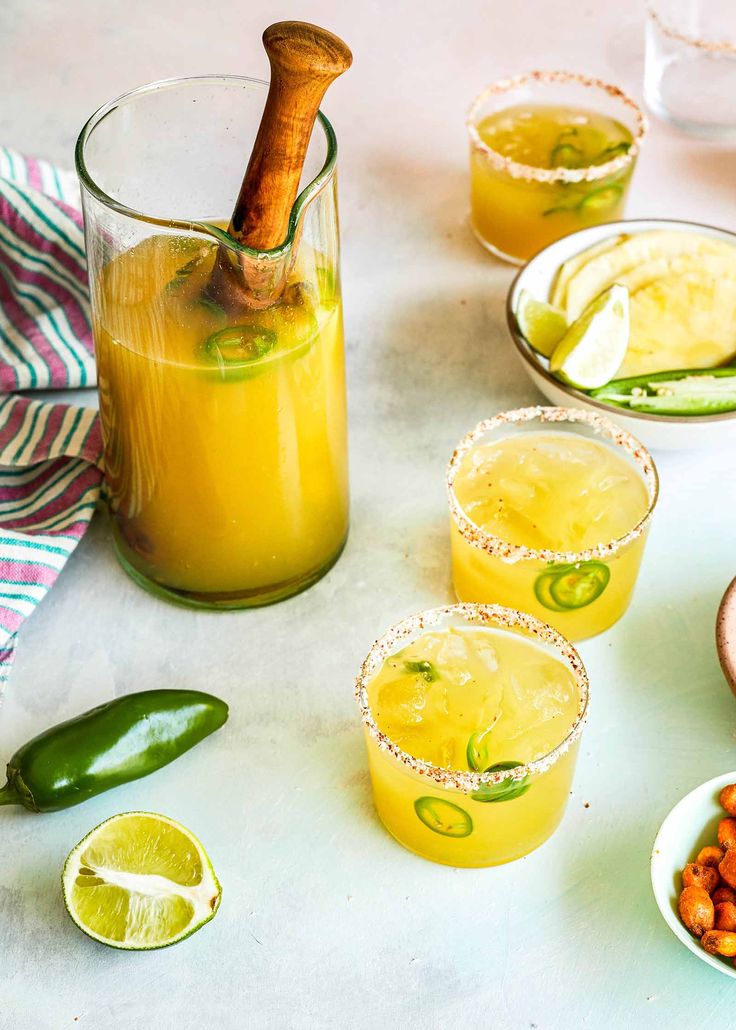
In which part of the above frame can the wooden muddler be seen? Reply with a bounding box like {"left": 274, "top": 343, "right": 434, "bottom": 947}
{"left": 230, "top": 21, "right": 352, "bottom": 251}
{"left": 207, "top": 21, "right": 351, "bottom": 310}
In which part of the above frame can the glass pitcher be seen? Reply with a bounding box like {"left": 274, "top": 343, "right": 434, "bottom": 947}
{"left": 76, "top": 76, "right": 349, "bottom": 609}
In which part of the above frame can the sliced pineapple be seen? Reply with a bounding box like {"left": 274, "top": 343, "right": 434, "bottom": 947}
{"left": 561, "top": 231, "right": 736, "bottom": 320}
{"left": 614, "top": 253, "right": 736, "bottom": 296}
{"left": 620, "top": 270, "right": 736, "bottom": 376}
{"left": 550, "top": 234, "right": 626, "bottom": 310}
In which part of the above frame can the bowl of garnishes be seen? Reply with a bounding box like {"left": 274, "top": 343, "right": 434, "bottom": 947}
{"left": 651, "top": 774, "right": 736, "bottom": 977}
{"left": 507, "top": 219, "right": 736, "bottom": 449}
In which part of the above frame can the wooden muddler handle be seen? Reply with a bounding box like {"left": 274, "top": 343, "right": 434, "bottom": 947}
{"left": 230, "top": 21, "right": 352, "bottom": 251}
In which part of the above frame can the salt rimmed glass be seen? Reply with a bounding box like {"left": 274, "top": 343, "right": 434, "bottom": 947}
{"left": 645, "top": 1, "right": 736, "bottom": 139}
{"left": 355, "top": 603, "right": 589, "bottom": 867}
{"left": 467, "top": 71, "right": 647, "bottom": 264}
{"left": 447, "top": 407, "right": 659, "bottom": 641}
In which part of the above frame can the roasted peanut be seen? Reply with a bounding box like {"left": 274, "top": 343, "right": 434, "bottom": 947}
{"left": 720, "top": 848, "right": 736, "bottom": 888}
{"left": 715, "top": 902, "right": 736, "bottom": 932}
{"left": 697, "top": 846, "right": 725, "bottom": 868}
{"left": 719, "top": 784, "right": 736, "bottom": 817}
{"left": 701, "top": 930, "right": 736, "bottom": 956}
{"left": 718, "top": 818, "right": 736, "bottom": 851}
{"left": 679, "top": 886, "right": 715, "bottom": 937}
{"left": 682, "top": 863, "right": 719, "bottom": 893}
{"left": 713, "top": 886, "right": 736, "bottom": 905}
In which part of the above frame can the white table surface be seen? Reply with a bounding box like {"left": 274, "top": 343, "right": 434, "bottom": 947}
{"left": 2, "top": 2, "right": 736, "bottom": 1028}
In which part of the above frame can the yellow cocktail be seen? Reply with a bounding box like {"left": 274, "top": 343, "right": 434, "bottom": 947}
{"left": 467, "top": 71, "right": 646, "bottom": 263}
{"left": 77, "top": 74, "right": 349, "bottom": 609}
{"left": 448, "top": 408, "right": 658, "bottom": 641}
{"left": 356, "top": 604, "right": 589, "bottom": 867}
{"left": 94, "top": 233, "right": 348, "bottom": 607}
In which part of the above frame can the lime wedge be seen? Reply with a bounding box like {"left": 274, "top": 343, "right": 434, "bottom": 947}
{"left": 515, "top": 289, "right": 568, "bottom": 357}
{"left": 549, "top": 283, "right": 629, "bottom": 389}
{"left": 62, "top": 812, "right": 221, "bottom": 950}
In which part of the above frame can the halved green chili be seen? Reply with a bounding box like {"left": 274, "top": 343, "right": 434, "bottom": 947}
{"left": 591, "top": 367, "right": 736, "bottom": 416}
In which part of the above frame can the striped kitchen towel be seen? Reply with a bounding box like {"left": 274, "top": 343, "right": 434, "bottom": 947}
{"left": 0, "top": 146, "right": 102, "bottom": 689}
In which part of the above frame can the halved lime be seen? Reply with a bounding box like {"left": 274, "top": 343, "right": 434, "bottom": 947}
{"left": 414, "top": 797, "right": 473, "bottom": 837}
{"left": 515, "top": 289, "right": 569, "bottom": 358}
{"left": 549, "top": 283, "right": 629, "bottom": 389}
{"left": 62, "top": 812, "right": 221, "bottom": 950}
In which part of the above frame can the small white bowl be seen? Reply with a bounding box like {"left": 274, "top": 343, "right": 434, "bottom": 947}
{"left": 507, "top": 218, "right": 736, "bottom": 451}
{"left": 651, "top": 772, "right": 736, "bottom": 978}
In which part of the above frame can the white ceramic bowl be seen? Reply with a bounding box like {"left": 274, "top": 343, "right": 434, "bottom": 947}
{"left": 651, "top": 772, "right": 736, "bottom": 978}
{"left": 507, "top": 219, "right": 736, "bottom": 451}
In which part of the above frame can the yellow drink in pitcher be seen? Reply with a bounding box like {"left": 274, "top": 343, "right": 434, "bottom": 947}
{"left": 357, "top": 607, "right": 588, "bottom": 867}
{"left": 467, "top": 73, "right": 645, "bottom": 264}
{"left": 448, "top": 411, "right": 657, "bottom": 641}
{"left": 94, "top": 234, "right": 348, "bottom": 607}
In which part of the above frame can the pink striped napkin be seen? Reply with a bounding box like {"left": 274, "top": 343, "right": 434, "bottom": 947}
{"left": 0, "top": 147, "right": 102, "bottom": 688}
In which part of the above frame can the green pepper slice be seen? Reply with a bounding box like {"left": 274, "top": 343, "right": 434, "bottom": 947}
{"left": 534, "top": 561, "right": 610, "bottom": 611}
{"left": 466, "top": 730, "right": 494, "bottom": 774}
{"left": 471, "top": 762, "right": 531, "bottom": 803}
{"left": 591, "top": 367, "right": 736, "bottom": 416}
{"left": 404, "top": 660, "right": 439, "bottom": 683}
{"left": 550, "top": 142, "right": 584, "bottom": 168}
{"left": 533, "top": 571, "right": 568, "bottom": 613}
{"left": 414, "top": 797, "right": 473, "bottom": 837}
{"left": 578, "top": 184, "right": 623, "bottom": 214}
{"left": 201, "top": 325, "right": 277, "bottom": 379}
{"left": 590, "top": 141, "right": 631, "bottom": 165}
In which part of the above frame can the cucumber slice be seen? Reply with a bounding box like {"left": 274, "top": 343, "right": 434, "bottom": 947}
{"left": 414, "top": 797, "right": 473, "bottom": 837}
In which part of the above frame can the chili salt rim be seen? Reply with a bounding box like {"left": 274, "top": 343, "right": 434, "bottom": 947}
{"left": 355, "top": 603, "right": 589, "bottom": 794}
{"left": 447, "top": 406, "right": 659, "bottom": 565}
{"left": 647, "top": 6, "right": 736, "bottom": 54}
{"left": 466, "top": 70, "right": 648, "bottom": 183}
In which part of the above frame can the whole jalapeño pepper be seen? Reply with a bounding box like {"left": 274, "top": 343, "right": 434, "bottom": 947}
{"left": 0, "top": 689, "right": 228, "bottom": 813}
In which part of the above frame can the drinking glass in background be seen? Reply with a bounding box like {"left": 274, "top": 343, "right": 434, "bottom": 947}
{"left": 645, "top": 1, "right": 736, "bottom": 139}
{"left": 467, "top": 71, "right": 647, "bottom": 264}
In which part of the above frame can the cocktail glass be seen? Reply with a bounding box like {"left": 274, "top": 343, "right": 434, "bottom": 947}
{"left": 355, "top": 603, "right": 589, "bottom": 867}
{"left": 645, "top": 1, "right": 736, "bottom": 139}
{"left": 447, "top": 407, "right": 659, "bottom": 641}
{"left": 467, "top": 71, "right": 647, "bottom": 264}
{"left": 76, "top": 76, "right": 348, "bottom": 609}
